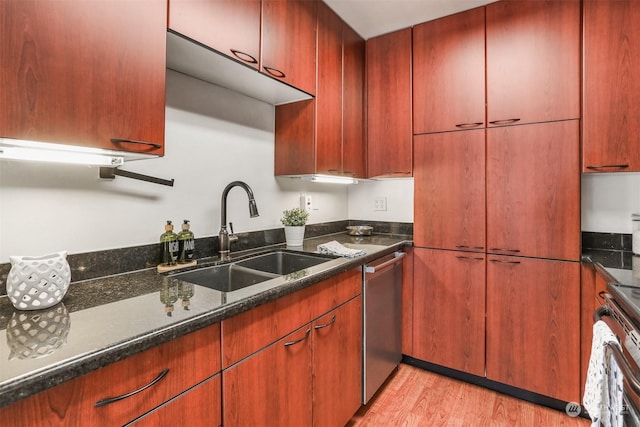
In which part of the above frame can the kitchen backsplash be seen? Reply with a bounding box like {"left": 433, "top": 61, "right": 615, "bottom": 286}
{"left": 582, "top": 231, "right": 633, "bottom": 269}
{"left": 0, "top": 220, "right": 412, "bottom": 295}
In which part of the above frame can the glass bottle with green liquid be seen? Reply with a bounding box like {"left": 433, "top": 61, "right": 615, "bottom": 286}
{"left": 160, "top": 220, "right": 179, "bottom": 266}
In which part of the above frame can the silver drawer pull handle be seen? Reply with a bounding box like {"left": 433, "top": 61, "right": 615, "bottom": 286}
{"left": 456, "top": 256, "right": 484, "bottom": 261}
{"left": 314, "top": 315, "right": 336, "bottom": 330}
{"left": 284, "top": 329, "right": 311, "bottom": 347}
{"left": 94, "top": 368, "right": 169, "bottom": 407}
{"left": 489, "top": 247, "right": 520, "bottom": 253}
{"left": 489, "top": 259, "right": 521, "bottom": 265}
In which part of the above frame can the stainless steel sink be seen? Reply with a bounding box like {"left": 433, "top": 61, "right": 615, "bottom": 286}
{"left": 169, "top": 250, "right": 336, "bottom": 292}
{"left": 233, "top": 251, "right": 335, "bottom": 276}
{"left": 170, "top": 263, "right": 278, "bottom": 292}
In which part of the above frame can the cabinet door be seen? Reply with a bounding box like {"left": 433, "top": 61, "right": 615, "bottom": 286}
{"left": 261, "top": 0, "right": 317, "bottom": 95}
{"left": 313, "top": 297, "right": 362, "bottom": 427}
{"left": 583, "top": 0, "right": 640, "bottom": 173}
{"left": 413, "top": 7, "right": 485, "bottom": 134}
{"left": 0, "top": 0, "right": 165, "bottom": 154}
{"left": 413, "top": 248, "right": 486, "bottom": 376}
{"left": 315, "top": 1, "right": 343, "bottom": 175}
{"left": 342, "top": 23, "right": 366, "bottom": 178}
{"left": 223, "top": 326, "right": 313, "bottom": 427}
{"left": 486, "top": 0, "right": 580, "bottom": 126}
{"left": 131, "top": 375, "right": 221, "bottom": 427}
{"left": 168, "top": 0, "right": 261, "bottom": 69}
{"left": 486, "top": 120, "right": 580, "bottom": 261}
{"left": 366, "top": 28, "right": 413, "bottom": 178}
{"left": 486, "top": 256, "right": 580, "bottom": 402}
{"left": 0, "top": 324, "right": 220, "bottom": 426}
{"left": 414, "top": 130, "right": 485, "bottom": 251}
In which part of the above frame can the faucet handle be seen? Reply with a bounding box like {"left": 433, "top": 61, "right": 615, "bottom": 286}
{"left": 229, "top": 222, "right": 234, "bottom": 234}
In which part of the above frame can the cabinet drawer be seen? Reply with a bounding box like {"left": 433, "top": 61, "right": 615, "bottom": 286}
{"left": 222, "top": 268, "right": 361, "bottom": 367}
{"left": 0, "top": 323, "right": 220, "bottom": 427}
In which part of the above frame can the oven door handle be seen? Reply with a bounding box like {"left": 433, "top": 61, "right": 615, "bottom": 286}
{"left": 594, "top": 306, "right": 640, "bottom": 398}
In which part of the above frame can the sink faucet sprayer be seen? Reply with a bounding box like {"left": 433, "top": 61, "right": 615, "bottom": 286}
{"left": 219, "top": 181, "right": 259, "bottom": 259}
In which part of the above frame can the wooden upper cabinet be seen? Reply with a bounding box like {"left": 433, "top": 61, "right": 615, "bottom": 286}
{"left": 413, "top": 130, "right": 486, "bottom": 251}
{"left": 366, "top": 28, "right": 413, "bottom": 178}
{"left": 275, "top": 5, "right": 365, "bottom": 178}
{"left": 486, "top": 257, "right": 580, "bottom": 402}
{"left": 583, "top": 0, "right": 640, "bottom": 173}
{"left": 168, "top": 0, "right": 261, "bottom": 69}
{"left": 413, "top": 7, "right": 486, "bottom": 134}
{"left": 341, "top": 23, "right": 366, "bottom": 178}
{"left": 315, "top": 2, "right": 343, "bottom": 175}
{"left": 485, "top": 0, "right": 580, "bottom": 126}
{"left": 0, "top": 0, "right": 166, "bottom": 155}
{"left": 486, "top": 120, "right": 580, "bottom": 261}
{"left": 262, "top": 0, "right": 317, "bottom": 95}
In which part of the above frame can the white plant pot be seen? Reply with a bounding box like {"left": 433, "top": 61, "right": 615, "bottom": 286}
{"left": 284, "top": 226, "right": 305, "bottom": 247}
{"left": 6, "top": 251, "right": 71, "bottom": 310}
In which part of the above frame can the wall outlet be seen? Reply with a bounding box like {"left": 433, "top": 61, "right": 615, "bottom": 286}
{"left": 374, "top": 197, "right": 387, "bottom": 211}
{"left": 300, "top": 194, "right": 313, "bottom": 212}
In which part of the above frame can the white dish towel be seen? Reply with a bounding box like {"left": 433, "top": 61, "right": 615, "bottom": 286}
{"left": 583, "top": 320, "right": 624, "bottom": 427}
{"left": 317, "top": 241, "right": 366, "bottom": 258}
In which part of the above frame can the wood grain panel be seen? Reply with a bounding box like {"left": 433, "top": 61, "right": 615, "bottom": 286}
{"left": 413, "top": 7, "right": 485, "bottom": 134}
{"left": 313, "top": 297, "right": 362, "bottom": 427}
{"left": 223, "top": 326, "right": 313, "bottom": 427}
{"left": 221, "top": 268, "right": 360, "bottom": 368}
{"left": 583, "top": 0, "right": 640, "bottom": 172}
{"left": 401, "top": 247, "right": 414, "bottom": 356}
{"left": 486, "top": 0, "right": 580, "bottom": 125}
{"left": 486, "top": 257, "right": 580, "bottom": 402}
{"left": 0, "top": 0, "right": 165, "bottom": 154}
{"left": 412, "top": 248, "right": 486, "bottom": 376}
{"left": 414, "top": 130, "right": 486, "bottom": 251}
{"left": 342, "top": 22, "right": 366, "bottom": 178}
{"left": 366, "top": 28, "right": 413, "bottom": 178}
{"left": 168, "top": 0, "right": 261, "bottom": 70}
{"left": 274, "top": 99, "right": 315, "bottom": 175}
{"left": 580, "top": 262, "right": 596, "bottom": 400}
{"left": 315, "top": 1, "right": 343, "bottom": 174}
{"left": 486, "top": 120, "right": 580, "bottom": 261}
{"left": 132, "top": 375, "right": 221, "bottom": 426}
{"left": 0, "top": 324, "right": 220, "bottom": 426}
{"left": 261, "top": 0, "right": 317, "bottom": 95}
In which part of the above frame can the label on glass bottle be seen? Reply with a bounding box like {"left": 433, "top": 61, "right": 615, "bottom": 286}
{"left": 162, "top": 240, "right": 180, "bottom": 265}
{"left": 179, "top": 239, "right": 195, "bottom": 263}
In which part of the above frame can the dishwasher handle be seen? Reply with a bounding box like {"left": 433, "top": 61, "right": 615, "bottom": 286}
{"left": 364, "top": 251, "right": 406, "bottom": 274}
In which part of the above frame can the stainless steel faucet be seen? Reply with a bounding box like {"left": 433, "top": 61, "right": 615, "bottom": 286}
{"left": 219, "top": 181, "right": 259, "bottom": 259}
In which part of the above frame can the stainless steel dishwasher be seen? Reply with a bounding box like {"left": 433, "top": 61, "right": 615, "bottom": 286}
{"left": 363, "top": 251, "right": 405, "bottom": 403}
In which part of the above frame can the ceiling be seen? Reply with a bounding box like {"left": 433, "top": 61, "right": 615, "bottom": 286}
{"left": 323, "top": 0, "right": 497, "bottom": 39}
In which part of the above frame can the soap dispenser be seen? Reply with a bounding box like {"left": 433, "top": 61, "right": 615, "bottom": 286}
{"left": 160, "top": 221, "right": 179, "bottom": 266}
{"left": 178, "top": 220, "right": 195, "bottom": 264}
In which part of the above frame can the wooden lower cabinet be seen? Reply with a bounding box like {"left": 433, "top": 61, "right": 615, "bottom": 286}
{"left": 412, "top": 248, "right": 485, "bottom": 376}
{"left": 131, "top": 375, "right": 221, "bottom": 427}
{"left": 223, "top": 296, "right": 362, "bottom": 427}
{"left": 0, "top": 323, "right": 221, "bottom": 426}
{"left": 486, "top": 256, "right": 580, "bottom": 402}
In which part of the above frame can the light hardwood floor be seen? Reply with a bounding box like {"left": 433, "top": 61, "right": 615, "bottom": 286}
{"left": 347, "top": 364, "right": 590, "bottom": 426}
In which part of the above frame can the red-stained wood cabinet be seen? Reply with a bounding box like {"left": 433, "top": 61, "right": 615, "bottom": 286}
{"left": 486, "top": 256, "right": 580, "bottom": 402}
{"left": 0, "top": 324, "right": 221, "bottom": 426}
{"left": 486, "top": 120, "right": 581, "bottom": 261}
{"left": 412, "top": 248, "right": 486, "bottom": 376}
{"left": 413, "top": 129, "right": 486, "bottom": 252}
{"left": 413, "top": 7, "right": 486, "bottom": 134}
{"left": 275, "top": 2, "right": 365, "bottom": 177}
{"left": 0, "top": 0, "right": 166, "bottom": 155}
{"left": 168, "top": 0, "right": 261, "bottom": 70}
{"left": 366, "top": 28, "right": 413, "bottom": 178}
{"left": 485, "top": 0, "right": 580, "bottom": 127}
{"left": 583, "top": 0, "right": 640, "bottom": 172}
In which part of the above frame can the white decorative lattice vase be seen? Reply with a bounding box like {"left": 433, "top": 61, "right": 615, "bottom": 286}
{"left": 6, "top": 251, "right": 71, "bottom": 310}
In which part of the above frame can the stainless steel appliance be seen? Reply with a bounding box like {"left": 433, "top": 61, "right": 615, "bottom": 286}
{"left": 363, "top": 251, "right": 405, "bottom": 404}
{"left": 595, "top": 292, "right": 640, "bottom": 426}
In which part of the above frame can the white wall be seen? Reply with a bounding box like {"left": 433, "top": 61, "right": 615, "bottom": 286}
{"left": 582, "top": 173, "right": 640, "bottom": 233}
{"left": 347, "top": 178, "right": 414, "bottom": 222}
{"left": 0, "top": 70, "right": 348, "bottom": 262}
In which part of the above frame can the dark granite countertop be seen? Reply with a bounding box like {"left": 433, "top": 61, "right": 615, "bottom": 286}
{"left": 0, "top": 232, "right": 411, "bottom": 408}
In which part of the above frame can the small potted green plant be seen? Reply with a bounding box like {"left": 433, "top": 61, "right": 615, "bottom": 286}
{"left": 281, "top": 208, "right": 309, "bottom": 246}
